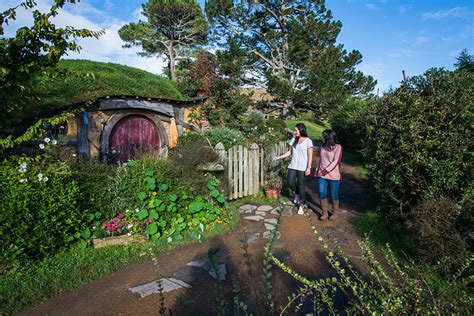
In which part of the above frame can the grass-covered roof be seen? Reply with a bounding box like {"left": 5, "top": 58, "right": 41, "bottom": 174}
{"left": 24, "top": 59, "right": 184, "bottom": 118}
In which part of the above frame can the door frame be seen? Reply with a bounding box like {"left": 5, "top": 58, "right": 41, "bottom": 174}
{"left": 100, "top": 112, "right": 169, "bottom": 162}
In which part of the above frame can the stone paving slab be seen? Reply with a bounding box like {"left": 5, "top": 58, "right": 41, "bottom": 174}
{"left": 264, "top": 223, "right": 276, "bottom": 230}
{"left": 255, "top": 211, "right": 267, "bottom": 216}
{"left": 263, "top": 231, "right": 281, "bottom": 239}
{"left": 186, "top": 258, "right": 211, "bottom": 271}
{"left": 209, "top": 264, "right": 227, "bottom": 281}
{"left": 129, "top": 278, "right": 191, "bottom": 298}
{"left": 239, "top": 204, "right": 257, "bottom": 213}
{"left": 264, "top": 218, "right": 278, "bottom": 225}
{"left": 244, "top": 215, "right": 264, "bottom": 222}
{"left": 172, "top": 266, "right": 204, "bottom": 284}
{"left": 257, "top": 205, "right": 274, "bottom": 212}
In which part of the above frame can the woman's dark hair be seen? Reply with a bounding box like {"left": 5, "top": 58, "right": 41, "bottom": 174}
{"left": 322, "top": 129, "right": 339, "bottom": 150}
{"left": 293, "top": 123, "right": 308, "bottom": 148}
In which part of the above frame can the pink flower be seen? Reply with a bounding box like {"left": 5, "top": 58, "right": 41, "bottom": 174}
{"left": 116, "top": 214, "right": 124, "bottom": 219}
{"left": 107, "top": 224, "right": 116, "bottom": 232}
{"left": 151, "top": 218, "right": 155, "bottom": 221}
{"left": 117, "top": 223, "right": 123, "bottom": 228}
{"left": 123, "top": 221, "right": 128, "bottom": 225}
{"left": 101, "top": 222, "right": 107, "bottom": 227}
{"left": 146, "top": 220, "right": 150, "bottom": 225}
{"left": 131, "top": 222, "right": 135, "bottom": 225}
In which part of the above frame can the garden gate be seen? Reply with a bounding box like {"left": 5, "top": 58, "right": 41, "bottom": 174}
{"left": 215, "top": 141, "right": 288, "bottom": 200}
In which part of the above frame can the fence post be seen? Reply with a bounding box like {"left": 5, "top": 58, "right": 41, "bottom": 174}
{"left": 215, "top": 142, "right": 226, "bottom": 162}
{"left": 238, "top": 145, "right": 243, "bottom": 198}
{"left": 233, "top": 145, "right": 238, "bottom": 199}
{"left": 249, "top": 143, "right": 258, "bottom": 195}
{"left": 243, "top": 146, "right": 249, "bottom": 196}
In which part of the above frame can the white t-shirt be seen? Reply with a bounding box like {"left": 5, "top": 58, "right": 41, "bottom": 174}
{"left": 288, "top": 137, "right": 313, "bottom": 171}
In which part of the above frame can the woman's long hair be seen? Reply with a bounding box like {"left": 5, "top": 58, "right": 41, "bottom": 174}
{"left": 293, "top": 123, "right": 308, "bottom": 148}
{"left": 322, "top": 129, "right": 339, "bottom": 150}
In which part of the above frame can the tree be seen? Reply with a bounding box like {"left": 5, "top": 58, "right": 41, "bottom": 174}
{"left": 119, "top": 0, "right": 208, "bottom": 81}
{"left": 0, "top": 0, "right": 102, "bottom": 141}
{"left": 206, "top": 0, "right": 375, "bottom": 118}
{"left": 454, "top": 49, "right": 474, "bottom": 72}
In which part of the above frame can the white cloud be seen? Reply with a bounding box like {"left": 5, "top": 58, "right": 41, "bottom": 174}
{"left": 1, "top": 0, "right": 167, "bottom": 76}
{"left": 387, "top": 49, "right": 415, "bottom": 58}
{"left": 365, "top": 3, "right": 377, "bottom": 11}
{"left": 413, "top": 36, "right": 430, "bottom": 45}
{"left": 423, "top": 7, "right": 471, "bottom": 20}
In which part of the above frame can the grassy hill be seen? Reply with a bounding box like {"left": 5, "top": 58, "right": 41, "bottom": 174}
{"left": 286, "top": 120, "right": 330, "bottom": 141}
{"left": 20, "top": 59, "right": 184, "bottom": 119}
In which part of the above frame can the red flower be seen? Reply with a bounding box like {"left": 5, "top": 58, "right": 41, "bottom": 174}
{"left": 101, "top": 222, "right": 107, "bottom": 227}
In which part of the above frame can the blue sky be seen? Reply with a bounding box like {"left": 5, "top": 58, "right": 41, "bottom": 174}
{"left": 2, "top": 0, "right": 473, "bottom": 93}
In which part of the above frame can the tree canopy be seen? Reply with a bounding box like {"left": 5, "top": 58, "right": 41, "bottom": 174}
{"left": 0, "top": 0, "right": 102, "bottom": 132}
{"left": 119, "top": 0, "right": 208, "bottom": 81}
{"left": 206, "top": 0, "right": 375, "bottom": 118}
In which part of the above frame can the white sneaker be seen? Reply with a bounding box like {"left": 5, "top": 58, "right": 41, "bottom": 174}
{"left": 293, "top": 194, "right": 300, "bottom": 205}
{"left": 297, "top": 205, "right": 304, "bottom": 215}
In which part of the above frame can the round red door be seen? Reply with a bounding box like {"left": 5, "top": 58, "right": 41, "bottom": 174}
{"left": 109, "top": 115, "right": 161, "bottom": 163}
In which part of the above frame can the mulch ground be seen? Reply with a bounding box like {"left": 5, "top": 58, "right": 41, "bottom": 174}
{"left": 21, "top": 161, "right": 372, "bottom": 315}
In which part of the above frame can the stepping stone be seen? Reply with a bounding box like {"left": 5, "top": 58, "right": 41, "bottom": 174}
{"left": 264, "top": 218, "right": 278, "bottom": 225}
{"left": 245, "top": 209, "right": 254, "bottom": 214}
{"left": 257, "top": 205, "right": 273, "bottom": 212}
{"left": 255, "top": 211, "right": 267, "bottom": 216}
{"left": 245, "top": 227, "right": 261, "bottom": 235}
{"left": 264, "top": 223, "right": 276, "bottom": 230}
{"left": 172, "top": 266, "right": 204, "bottom": 283}
{"left": 129, "top": 278, "right": 191, "bottom": 298}
{"left": 244, "top": 215, "right": 264, "bottom": 222}
{"left": 263, "top": 230, "right": 281, "bottom": 239}
{"left": 186, "top": 258, "right": 211, "bottom": 271}
{"left": 209, "top": 264, "right": 227, "bottom": 281}
{"left": 239, "top": 204, "right": 257, "bottom": 213}
{"left": 247, "top": 234, "right": 260, "bottom": 244}
{"left": 270, "top": 207, "right": 280, "bottom": 215}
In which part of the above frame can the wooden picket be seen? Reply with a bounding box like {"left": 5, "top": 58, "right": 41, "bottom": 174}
{"left": 215, "top": 141, "right": 289, "bottom": 200}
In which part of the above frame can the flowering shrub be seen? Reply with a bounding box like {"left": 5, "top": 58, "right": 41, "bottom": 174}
{"left": 92, "top": 171, "right": 231, "bottom": 244}
{"left": 0, "top": 155, "right": 86, "bottom": 268}
{"left": 204, "top": 127, "right": 245, "bottom": 150}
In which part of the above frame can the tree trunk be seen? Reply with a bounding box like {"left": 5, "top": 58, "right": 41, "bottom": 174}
{"left": 281, "top": 100, "right": 296, "bottom": 120}
{"left": 167, "top": 42, "right": 176, "bottom": 81}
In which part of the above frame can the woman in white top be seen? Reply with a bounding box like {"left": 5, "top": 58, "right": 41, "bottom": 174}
{"left": 273, "top": 123, "right": 313, "bottom": 214}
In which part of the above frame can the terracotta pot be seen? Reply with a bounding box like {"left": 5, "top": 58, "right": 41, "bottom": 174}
{"left": 264, "top": 188, "right": 280, "bottom": 199}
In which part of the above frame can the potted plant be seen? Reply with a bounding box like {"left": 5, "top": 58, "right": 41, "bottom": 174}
{"left": 263, "top": 155, "right": 283, "bottom": 199}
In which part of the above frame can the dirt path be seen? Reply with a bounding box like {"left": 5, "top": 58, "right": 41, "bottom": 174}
{"left": 21, "top": 159, "right": 371, "bottom": 315}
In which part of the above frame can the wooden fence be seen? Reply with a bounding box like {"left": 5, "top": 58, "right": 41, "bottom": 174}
{"left": 215, "top": 141, "right": 288, "bottom": 200}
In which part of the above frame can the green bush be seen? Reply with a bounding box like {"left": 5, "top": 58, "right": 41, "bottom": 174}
{"left": 0, "top": 157, "right": 85, "bottom": 268}
{"left": 204, "top": 127, "right": 244, "bottom": 149}
{"left": 330, "top": 97, "right": 373, "bottom": 151}
{"left": 363, "top": 68, "right": 473, "bottom": 216}
{"left": 408, "top": 198, "right": 469, "bottom": 272}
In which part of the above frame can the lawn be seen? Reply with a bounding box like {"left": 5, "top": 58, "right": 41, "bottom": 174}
{"left": 286, "top": 119, "right": 331, "bottom": 141}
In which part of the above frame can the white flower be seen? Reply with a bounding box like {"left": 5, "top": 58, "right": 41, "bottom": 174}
{"left": 127, "top": 232, "right": 132, "bottom": 236}
{"left": 127, "top": 224, "right": 134, "bottom": 229}
{"left": 126, "top": 209, "right": 130, "bottom": 213}
{"left": 43, "top": 176, "right": 49, "bottom": 182}
{"left": 20, "top": 163, "right": 27, "bottom": 169}
{"left": 19, "top": 178, "right": 27, "bottom": 183}
{"left": 39, "top": 144, "right": 45, "bottom": 149}
{"left": 37, "top": 173, "right": 43, "bottom": 181}
{"left": 167, "top": 236, "right": 173, "bottom": 243}
{"left": 44, "top": 137, "right": 50, "bottom": 143}
{"left": 52, "top": 139, "right": 58, "bottom": 145}
{"left": 135, "top": 208, "right": 139, "bottom": 212}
